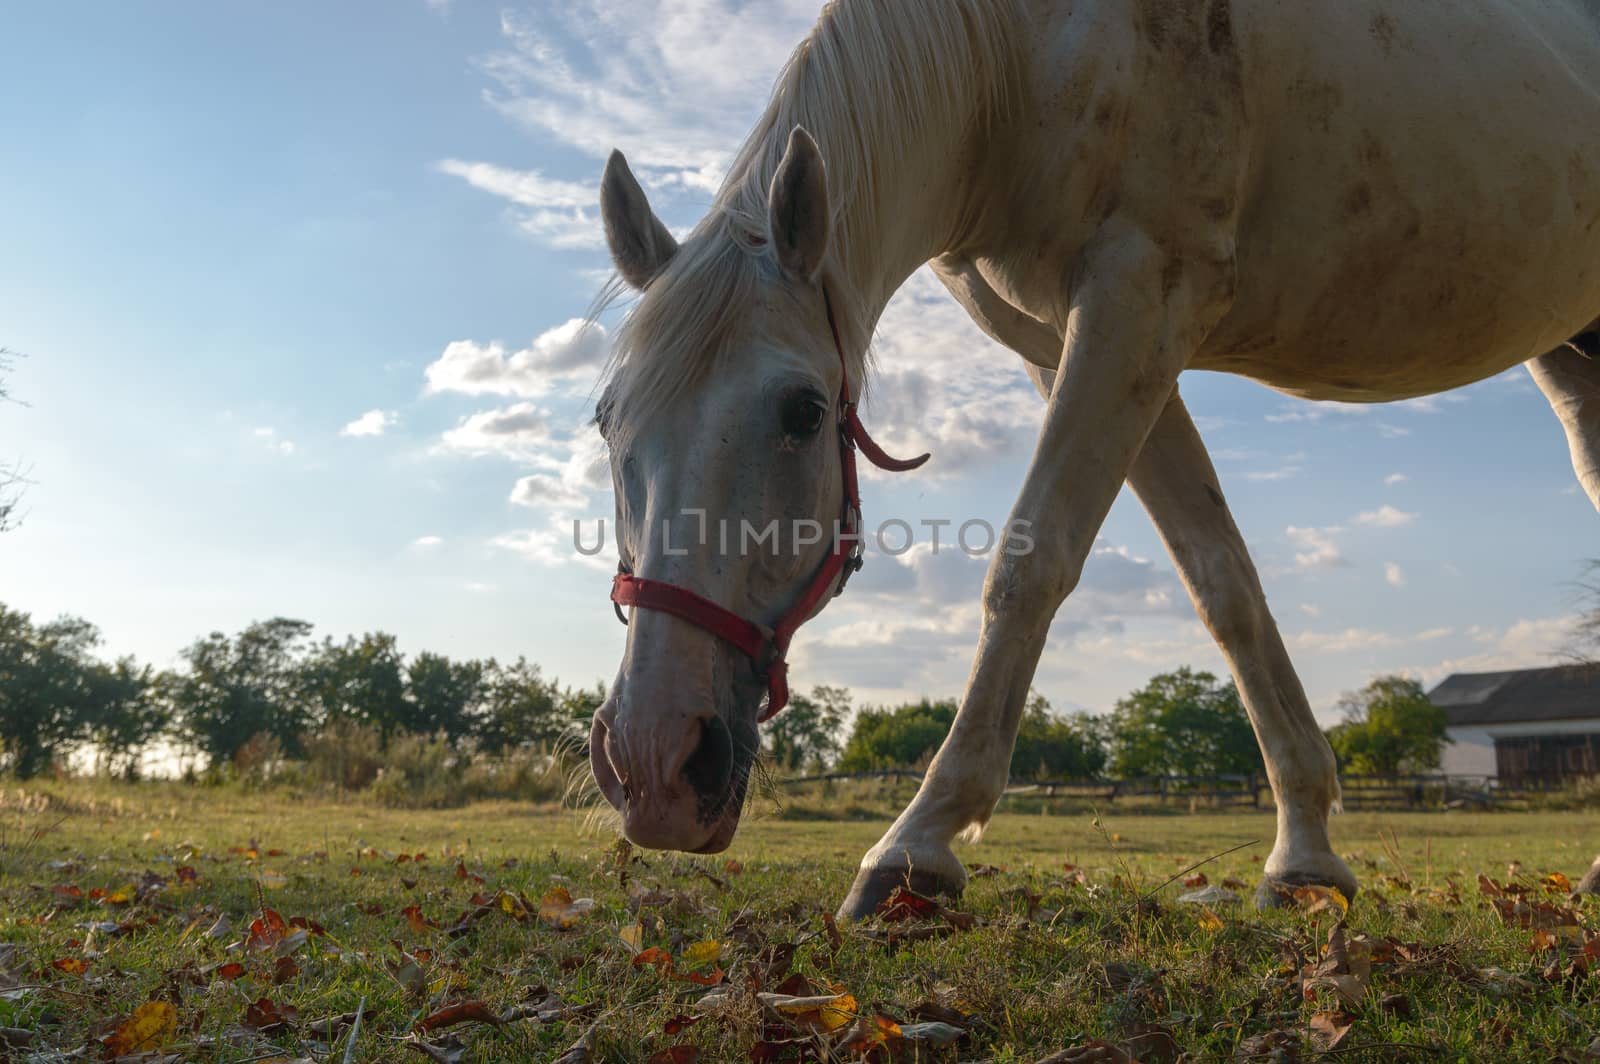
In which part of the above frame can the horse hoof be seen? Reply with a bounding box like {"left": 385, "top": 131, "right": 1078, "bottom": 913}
{"left": 835, "top": 863, "right": 964, "bottom": 922}
{"left": 1254, "top": 873, "right": 1360, "bottom": 912}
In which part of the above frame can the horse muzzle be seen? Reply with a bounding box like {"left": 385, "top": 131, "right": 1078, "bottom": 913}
{"left": 589, "top": 699, "right": 745, "bottom": 852}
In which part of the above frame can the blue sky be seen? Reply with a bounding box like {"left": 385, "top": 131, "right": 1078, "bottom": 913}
{"left": 1, "top": 1, "right": 1593, "bottom": 724}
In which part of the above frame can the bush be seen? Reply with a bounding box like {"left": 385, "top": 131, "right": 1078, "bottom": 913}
{"left": 369, "top": 731, "right": 462, "bottom": 808}
{"left": 1527, "top": 776, "right": 1600, "bottom": 811}
{"left": 302, "top": 719, "right": 385, "bottom": 791}
{"left": 460, "top": 744, "right": 573, "bottom": 805}
{"left": 231, "top": 732, "right": 285, "bottom": 789}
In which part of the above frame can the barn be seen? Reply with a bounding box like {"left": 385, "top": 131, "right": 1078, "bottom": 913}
{"left": 1432, "top": 665, "right": 1600, "bottom": 781}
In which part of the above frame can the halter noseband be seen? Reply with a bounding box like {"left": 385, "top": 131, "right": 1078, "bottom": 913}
{"left": 609, "top": 288, "right": 930, "bottom": 723}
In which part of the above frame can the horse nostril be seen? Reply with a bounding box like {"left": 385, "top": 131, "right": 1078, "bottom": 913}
{"left": 681, "top": 715, "right": 734, "bottom": 803}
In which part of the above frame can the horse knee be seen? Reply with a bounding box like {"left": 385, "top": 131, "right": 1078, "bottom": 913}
{"left": 981, "top": 547, "right": 1079, "bottom": 623}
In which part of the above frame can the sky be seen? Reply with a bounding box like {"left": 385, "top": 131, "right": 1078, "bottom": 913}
{"left": 1, "top": 1, "right": 1595, "bottom": 726}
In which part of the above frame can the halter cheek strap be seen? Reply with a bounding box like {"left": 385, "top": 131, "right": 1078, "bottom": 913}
{"left": 609, "top": 287, "right": 929, "bottom": 722}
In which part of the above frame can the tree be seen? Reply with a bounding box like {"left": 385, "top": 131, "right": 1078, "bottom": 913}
{"left": 837, "top": 698, "right": 959, "bottom": 772}
{"left": 300, "top": 633, "right": 409, "bottom": 740}
{"left": 1325, "top": 675, "right": 1448, "bottom": 775}
{"left": 1107, "top": 668, "right": 1263, "bottom": 778}
{"left": 0, "top": 348, "right": 27, "bottom": 532}
{"left": 476, "top": 658, "right": 565, "bottom": 753}
{"left": 556, "top": 682, "right": 607, "bottom": 755}
{"left": 764, "top": 685, "right": 850, "bottom": 773}
{"left": 405, "top": 652, "right": 486, "bottom": 745}
{"left": 168, "top": 619, "right": 315, "bottom": 766}
{"left": 1572, "top": 561, "right": 1600, "bottom": 663}
{"left": 1011, "top": 691, "right": 1109, "bottom": 780}
{"left": 81, "top": 657, "right": 163, "bottom": 779}
{"left": 0, "top": 605, "right": 105, "bottom": 777}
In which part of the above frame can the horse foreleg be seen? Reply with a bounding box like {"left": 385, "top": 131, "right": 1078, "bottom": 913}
{"left": 837, "top": 230, "right": 1227, "bottom": 919}
{"left": 1529, "top": 340, "right": 1600, "bottom": 512}
{"left": 1127, "top": 395, "right": 1356, "bottom": 906}
{"left": 1528, "top": 339, "right": 1600, "bottom": 894}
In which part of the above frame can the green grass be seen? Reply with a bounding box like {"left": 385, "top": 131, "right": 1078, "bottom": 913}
{"left": 2, "top": 780, "right": 1599, "bottom": 1061}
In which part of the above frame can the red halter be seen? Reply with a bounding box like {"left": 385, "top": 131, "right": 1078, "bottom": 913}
{"left": 610, "top": 288, "right": 930, "bottom": 722}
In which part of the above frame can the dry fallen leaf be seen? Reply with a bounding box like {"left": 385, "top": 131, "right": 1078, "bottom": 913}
{"left": 1035, "top": 1038, "right": 1137, "bottom": 1063}
{"left": 758, "top": 990, "right": 858, "bottom": 1034}
{"left": 415, "top": 1000, "right": 505, "bottom": 1033}
{"left": 682, "top": 939, "right": 720, "bottom": 967}
{"left": 552, "top": 1022, "right": 599, "bottom": 1064}
{"left": 403, "top": 905, "right": 439, "bottom": 935}
{"left": 405, "top": 1032, "right": 467, "bottom": 1063}
{"left": 1309, "top": 1010, "right": 1353, "bottom": 1051}
{"left": 244, "top": 996, "right": 299, "bottom": 1035}
{"left": 1301, "top": 924, "right": 1370, "bottom": 1009}
{"left": 539, "top": 887, "right": 597, "bottom": 929}
{"left": 645, "top": 1048, "right": 700, "bottom": 1064}
{"left": 1293, "top": 885, "right": 1350, "bottom": 917}
{"left": 102, "top": 1001, "right": 179, "bottom": 1056}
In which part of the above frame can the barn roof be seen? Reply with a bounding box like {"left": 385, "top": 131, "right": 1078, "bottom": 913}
{"left": 1429, "top": 665, "right": 1600, "bottom": 727}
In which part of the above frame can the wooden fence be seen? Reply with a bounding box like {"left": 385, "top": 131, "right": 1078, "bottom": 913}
{"left": 775, "top": 770, "right": 1560, "bottom": 811}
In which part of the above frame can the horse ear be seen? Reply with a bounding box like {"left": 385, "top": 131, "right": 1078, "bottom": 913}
{"left": 768, "top": 126, "right": 831, "bottom": 281}
{"left": 601, "top": 150, "right": 678, "bottom": 289}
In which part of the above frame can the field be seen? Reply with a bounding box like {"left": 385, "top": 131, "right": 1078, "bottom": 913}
{"left": 3, "top": 782, "right": 1600, "bottom": 1061}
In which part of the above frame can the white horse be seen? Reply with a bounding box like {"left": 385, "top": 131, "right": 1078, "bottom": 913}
{"left": 587, "top": 0, "right": 1600, "bottom": 916}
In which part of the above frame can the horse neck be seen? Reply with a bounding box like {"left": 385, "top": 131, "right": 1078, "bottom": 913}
{"left": 734, "top": 0, "right": 1024, "bottom": 345}
{"left": 825, "top": 125, "right": 985, "bottom": 338}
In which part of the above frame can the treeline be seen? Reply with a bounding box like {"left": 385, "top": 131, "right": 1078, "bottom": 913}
{"left": 0, "top": 603, "right": 601, "bottom": 782}
{"left": 0, "top": 599, "right": 1449, "bottom": 790}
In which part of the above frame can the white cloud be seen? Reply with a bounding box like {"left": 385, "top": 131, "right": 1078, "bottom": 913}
{"left": 425, "top": 0, "right": 450, "bottom": 14}
{"left": 1288, "top": 627, "right": 1399, "bottom": 654}
{"left": 425, "top": 319, "right": 608, "bottom": 399}
{"left": 253, "top": 426, "right": 296, "bottom": 456}
{"left": 439, "top": 403, "right": 551, "bottom": 459}
{"left": 1410, "top": 615, "right": 1580, "bottom": 684}
{"left": 413, "top": 535, "right": 444, "bottom": 549}
{"left": 1286, "top": 525, "right": 1345, "bottom": 570}
{"left": 1384, "top": 562, "right": 1405, "bottom": 587}
{"left": 493, "top": 513, "right": 614, "bottom": 572}
{"left": 435, "top": 160, "right": 604, "bottom": 248}
{"left": 855, "top": 270, "right": 1044, "bottom": 476}
{"left": 1288, "top": 623, "right": 1450, "bottom": 657}
{"left": 474, "top": 4, "right": 821, "bottom": 198}
{"left": 510, "top": 473, "right": 592, "bottom": 511}
{"left": 1355, "top": 505, "right": 1417, "bottom": 528}
{"left": 1243, "top": 465, "right": 1302, "bottom": 482}
{"left": 341, "top": 409, "right": 397, "bottom": 438}
{"left": 1265, "top": 403, "right": 1369, "bottom": 424}
{"left": 1299, "top": 603, "right": 1322, "bottom": 618}
{"left": 1384, "top": 472, "right": 1407, "bottom": 486}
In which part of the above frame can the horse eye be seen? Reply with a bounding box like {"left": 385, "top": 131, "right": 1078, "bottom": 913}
{"left": 781, "top": 394, "right": 828, "bottom": 437}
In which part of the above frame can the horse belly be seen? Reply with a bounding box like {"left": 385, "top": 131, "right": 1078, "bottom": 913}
{"left": 1194, "top": 0, "right": 1600, "bottom": 401}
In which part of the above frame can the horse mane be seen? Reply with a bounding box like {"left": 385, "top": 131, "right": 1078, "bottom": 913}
{"left": 600, "top": 0, "right": 1024, "bottom": 451}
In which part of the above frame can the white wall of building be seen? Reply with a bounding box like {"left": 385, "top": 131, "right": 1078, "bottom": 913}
{"left": 1440, "top": 727, "right": 1496, "bottom": 776}
{"left": 1441, "top": 718, "right": 1600, "bottom": 778}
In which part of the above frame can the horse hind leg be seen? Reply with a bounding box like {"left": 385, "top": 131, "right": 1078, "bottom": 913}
{"left": 1528, "top": 333, "right": 1600, "bottom": 894}
{"left": 1529, "top": 324, "right": 1600, "bottom": 510}
{"left": 1128, "top": 396, "right": 1355, "bottom": 906}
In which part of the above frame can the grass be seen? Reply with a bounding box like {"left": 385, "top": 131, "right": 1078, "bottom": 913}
{"left": 2, "top": 779, "right": 1599, "bottom": 1061}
